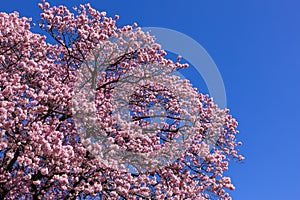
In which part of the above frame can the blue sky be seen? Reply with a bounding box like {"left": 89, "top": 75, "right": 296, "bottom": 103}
{"left": 1, "top": 0, "right": 300, "bottom": 199}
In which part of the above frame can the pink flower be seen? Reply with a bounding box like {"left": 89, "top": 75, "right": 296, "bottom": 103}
{"left": 0, "top": 3, "right": 243, "bottom": 199}
{"left": 33, "top": 180, "right": 41, "bottom": 186}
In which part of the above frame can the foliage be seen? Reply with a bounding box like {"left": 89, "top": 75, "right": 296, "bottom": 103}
{"left": 0, "top": 2, "right": 243, "bottom": 199}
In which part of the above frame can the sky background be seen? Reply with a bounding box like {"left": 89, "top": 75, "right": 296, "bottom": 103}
{"left": 1, "top": 0, "right": 300, "bottom": 199}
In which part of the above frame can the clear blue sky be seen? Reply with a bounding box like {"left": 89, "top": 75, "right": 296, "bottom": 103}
{"left": 1, "top": 0, "right": 300, "bottom": 199}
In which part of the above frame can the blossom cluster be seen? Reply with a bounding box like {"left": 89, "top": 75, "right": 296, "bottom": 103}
{"left": 0, "top": 2, "right": 243, "bottom": 199}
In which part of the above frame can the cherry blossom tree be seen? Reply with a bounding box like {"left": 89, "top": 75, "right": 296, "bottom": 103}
{"left": 0, "top": 1, "right": 243, "bottom": 199}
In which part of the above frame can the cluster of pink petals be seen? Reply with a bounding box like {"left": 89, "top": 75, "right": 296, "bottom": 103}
{"left": 0, "top": 1, "right": 243, "bottom": 199}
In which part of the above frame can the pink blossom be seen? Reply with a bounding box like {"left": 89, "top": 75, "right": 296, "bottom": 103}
{"left": 0, "top": 2, "right": 243, "bottom": 199}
